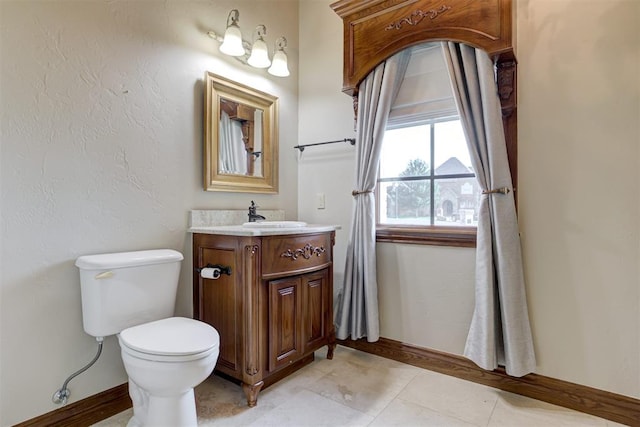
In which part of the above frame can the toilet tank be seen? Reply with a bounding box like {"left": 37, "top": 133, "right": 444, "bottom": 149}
{"left": 76, "top": 249, "right": 184, "bottom": 338}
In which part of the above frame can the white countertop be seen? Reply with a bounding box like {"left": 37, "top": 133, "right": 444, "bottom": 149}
{"left": 189, "top": 224, "right": 341, "bottom": 236}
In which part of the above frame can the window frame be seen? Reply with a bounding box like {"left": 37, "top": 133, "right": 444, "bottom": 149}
{"left": 376, "top": 225, "right": 477, "bottom": 247}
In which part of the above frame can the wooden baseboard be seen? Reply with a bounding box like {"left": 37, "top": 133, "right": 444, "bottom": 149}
{"left": 339, "top": 337, "right": 640, "bottom": 427}
{"left": 14, "top": 383, "right": 131, "bottom": 427}
{"left": 12, "top": 341, "right": 640, "bottom": 426}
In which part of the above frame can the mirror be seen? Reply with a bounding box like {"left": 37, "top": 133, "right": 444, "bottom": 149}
{"left": 204, "top": 72, "right": 278, "bottom": 193}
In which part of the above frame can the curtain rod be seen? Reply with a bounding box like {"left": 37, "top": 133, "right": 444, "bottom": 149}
{"left": 293, "top": 138, "right": 355, "bottom": 152}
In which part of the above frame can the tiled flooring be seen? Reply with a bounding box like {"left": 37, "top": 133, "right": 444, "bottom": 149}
{"left": 94, "top": 346, "right": 623, "bottom": 426}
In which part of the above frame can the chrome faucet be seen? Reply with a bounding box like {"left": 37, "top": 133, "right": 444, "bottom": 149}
{"left": 248, "top": 201, "right": 266, "bottom": 222}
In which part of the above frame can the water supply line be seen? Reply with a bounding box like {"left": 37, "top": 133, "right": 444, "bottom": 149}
{"left": 52, "top": 336, "right": 104, "bottom": 405}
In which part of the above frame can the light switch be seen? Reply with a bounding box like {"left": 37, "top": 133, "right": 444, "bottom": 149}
{"left": 316, "top": 193, "right": 326, "bottom": 209}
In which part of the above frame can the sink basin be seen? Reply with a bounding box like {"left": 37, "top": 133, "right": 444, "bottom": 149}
{"left": 242, "top": 221, "right": 307, "bottom": 229}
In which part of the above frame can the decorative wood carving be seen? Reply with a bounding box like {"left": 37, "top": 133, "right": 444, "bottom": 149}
{"left": 385, "top": 5, "right": 452, "bottom": 30}
{"left": 243, "top": 244, "right": 261, "bottom": 382}
{"left": 242, "top": 381, "right": 264, "bottom": 408}
{"left": 352, "top": 95, "right": 358, "bottom": 130}
{"left": 495, "top": 50, "right": 518, "bottom": 198}
{"left": 281, "top": 243, "right": 326, "bottom": 261}
{"left": 498, "top": 62, "right": 515, "bottom": 100}
{"left": 497, "top": 58, "right": 517, "bottom": 117}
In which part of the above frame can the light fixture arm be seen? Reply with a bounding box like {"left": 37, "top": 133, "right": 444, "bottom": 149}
{"left": 226, "top": 9, "right": 240, "bottom": 28}
{"left": 275, "top": 36, "right": 287, "bottom": 50}
{"left": 253, "top": 25, "right": 267, "bottom": 42}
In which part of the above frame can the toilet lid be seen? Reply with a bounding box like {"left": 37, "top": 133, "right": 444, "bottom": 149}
{"left": 119, "top": 317, "right": 219, "bottom": 356}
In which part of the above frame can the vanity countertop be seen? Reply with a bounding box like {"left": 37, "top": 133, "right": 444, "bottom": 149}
{"left": 189, "top": 224, "right": 340, "bottom": 236}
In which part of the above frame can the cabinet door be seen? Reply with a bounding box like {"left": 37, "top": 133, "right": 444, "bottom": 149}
{"left": 268, "top": 277, "right": 303, "bottom": 372}
{"left": 303, "top": 269, "right": 330, "bottom": 352}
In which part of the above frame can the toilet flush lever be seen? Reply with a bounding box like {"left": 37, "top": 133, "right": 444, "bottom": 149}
{"left": 95, "top": 271, "right": 114, "bottom": 280}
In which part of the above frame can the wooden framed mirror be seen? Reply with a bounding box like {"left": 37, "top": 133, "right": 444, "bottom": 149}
{"left": 204, "top": 72, "right": 279, "bottom": 193}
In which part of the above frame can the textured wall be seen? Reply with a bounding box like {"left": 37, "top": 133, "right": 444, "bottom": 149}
{"left": 0, "top": 1, "right": 298, "bottom": 424}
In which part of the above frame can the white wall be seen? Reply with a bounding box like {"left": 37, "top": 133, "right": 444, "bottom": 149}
{"left": 377, "top": 244, "right": 476, "bottom": 354}
{"left": 517, "top": 0, "right": 639, "bottom": 398}
{"left": 0, "top": 1, "right": 298, "bottom": 424}
{"left": 297, "top": 0, "right": 355, "bottom": 291}
{"left": 299, "top": 0, "right": 640, "bottom": 400}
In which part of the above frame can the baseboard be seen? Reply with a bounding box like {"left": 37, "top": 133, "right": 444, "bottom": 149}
{"left": 12, "top": 341, "right": 640, "bottom": 427}
{"left": 338, "top": 337, "right": 640, "bottom": 427}
{"left": 14, "top": 383, "right": 130, "bottom": 427}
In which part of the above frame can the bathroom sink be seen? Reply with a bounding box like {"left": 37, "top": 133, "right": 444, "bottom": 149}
{"left": 242, "top": 221, "right": 307, "bottom": 229}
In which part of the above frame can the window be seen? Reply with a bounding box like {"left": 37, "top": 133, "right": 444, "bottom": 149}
{"left": 375, "top": 43, "right": 479, "bottom": 247}
{"left": 376, "top": 118, "right": 479, "bottom": 247}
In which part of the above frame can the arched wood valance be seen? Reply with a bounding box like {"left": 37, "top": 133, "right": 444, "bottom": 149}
{"left": 330, "top": 0, "right": 518, "bottom": 194}
{"left": 330, "top": 0, "right": 515, "bottom": 95}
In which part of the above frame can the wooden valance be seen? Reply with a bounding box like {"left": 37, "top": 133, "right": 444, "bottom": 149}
{"left": 330, "top": 0, "right": 518, "bottom": 193}
{"left": 330, "top": 0, "right": 515, "bottom": 96}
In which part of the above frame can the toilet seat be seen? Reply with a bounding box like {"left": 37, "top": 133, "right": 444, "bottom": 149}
{"left": 119, "top": 317, "right": 219, "bottom": 362}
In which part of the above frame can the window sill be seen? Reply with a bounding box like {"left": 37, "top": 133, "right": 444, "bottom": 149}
{"left": 376, "top": 226, "right": 476, "bottom": 248}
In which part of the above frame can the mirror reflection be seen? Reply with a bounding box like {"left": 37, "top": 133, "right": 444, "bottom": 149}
{"left": 219, "top": 97, "right": 263, "bottom": 177}
{"left": 204, "top": 72, "right": 278, "bottom": 193}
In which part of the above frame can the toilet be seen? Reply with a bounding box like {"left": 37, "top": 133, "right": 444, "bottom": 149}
{"left": 76, "top": 249, "right": 219, "bottom": 427}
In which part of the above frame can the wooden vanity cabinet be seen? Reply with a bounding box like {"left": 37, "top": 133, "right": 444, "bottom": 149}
{"left": 192, "top": 231, "right": 336, "bottom": 407}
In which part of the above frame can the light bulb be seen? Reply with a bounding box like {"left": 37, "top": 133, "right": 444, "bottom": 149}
{"left": 219, "top": 10, "right": 245, "bottom": 57}
{"left": 219, "top": 24, "right": 245, "bottom": 56}
{"left": 268, "top": 49, "right": 289, "bottom": 77}
{"left": 248, "top": 38, "right": 271, "bottom": 68}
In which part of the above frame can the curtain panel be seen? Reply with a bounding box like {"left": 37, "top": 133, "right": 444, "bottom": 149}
{"left": 335, "top": 51, "right": 410, "bottom": 342}
{"left": 219, "top": 111, "right": 247, "bottom": 175}
{"left": 442, "top": 42, "right": 536, "bottom": 377}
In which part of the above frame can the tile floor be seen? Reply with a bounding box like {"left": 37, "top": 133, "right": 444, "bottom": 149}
{"left": 94, "top": 346, "right": 624, "bottom": 427}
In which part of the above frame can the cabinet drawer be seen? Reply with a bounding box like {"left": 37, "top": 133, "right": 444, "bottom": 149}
{"left": 262, "top": 234, "right": 331, "bottom": 277}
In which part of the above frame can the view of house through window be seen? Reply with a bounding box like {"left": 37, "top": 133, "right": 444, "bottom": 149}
{"left": 377, "top": 118, "right": 480, "bottom": 227}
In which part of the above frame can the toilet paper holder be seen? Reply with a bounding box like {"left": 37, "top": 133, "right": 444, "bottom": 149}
{"left": 195, "top": 263, "right": 232, "bottom": 277}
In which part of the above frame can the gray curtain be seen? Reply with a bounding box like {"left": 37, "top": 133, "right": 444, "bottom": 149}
{"left": 335, "top": 51, "right": 410, "bottom": 342}
{"left": 442, "top": 42, "right": 536, "bottom": 377}
{"left": 219, "top": 111, "right": 247, "bottom": 175}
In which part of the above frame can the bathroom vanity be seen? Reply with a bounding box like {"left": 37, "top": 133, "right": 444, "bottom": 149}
{"left": 190, "top": 221, "right": 338, "bottom": 407}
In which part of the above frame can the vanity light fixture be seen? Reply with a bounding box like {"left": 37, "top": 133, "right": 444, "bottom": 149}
{"left": 207, "top": 10, "right": 289, "bottom": 77}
